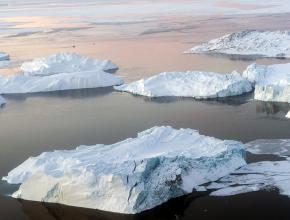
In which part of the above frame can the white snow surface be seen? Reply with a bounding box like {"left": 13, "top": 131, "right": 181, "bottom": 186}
{"left": 243, "top": 63, "right": 290, "bottom": 103}
{"left": 3, "top": 126, "right": 246, "bottom": 214}
{"left": 0, "top": 52, "right": 9, "bottom": 61}
{"left": 286, "top": 111, "right": 290, "bottom": 118}
{"left": 21, "top": 53, "right": 118, "bottom": 76}
{"left": 209, "top": 161, "right": 290, "bottom": 197}
{"left": 114, "top": 71, "right": 252, "bottom": 99}
{"left": 0, "top": 95, "right": 6, "bottom": 106}
{"left": 187, "top": 30, "right": 290, "bottom": 58}
{"left": 0, "top": 53, "right": 123, "bottom": 94}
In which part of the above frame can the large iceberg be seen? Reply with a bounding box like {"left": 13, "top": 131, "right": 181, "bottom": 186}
{"left": 3, "top": 126, "right": 246, "bottom": 214}
{"left": 21, "top": 53, "right": 118, "bottom": 76}
{"left": 0, "top": 52, "right": 9, "bottom": 61}
{"left": 187, "top": 30, "right": 290, "bottom": 58}
{"left": 0, "top": 53, "right": 123, "bottom": 94}
{"left": 243, "top": 63, "right": 290, "bottom": 103}
{"left": 115, "top": 71, "right": 252, "bottom": 99}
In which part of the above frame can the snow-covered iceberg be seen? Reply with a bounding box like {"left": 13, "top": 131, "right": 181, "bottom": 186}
{"left": 3, "top": 126, "right": 246, "bottom": 214}
{"left": 0, "top": 52, "right": 9, "bottom": 61}
{"left": 187, "top": 30, "right": 290, "bottom": 58}
{"left": 21, "top": 53, "right": 118, "bottom": 76}
{"left": 287, "top": 111, "right": 290, "bottom": 118}
{"left": 243, "top": 63, "right": 290, "bottom": 103}
{"left": 0, "top": 53, "right": 123, "bottom": 94}
{"left": 115, "top": 71, "right": 252, "bottom": 99}
{"left": 0, "top": 95, "right": 6, "bottom": 107}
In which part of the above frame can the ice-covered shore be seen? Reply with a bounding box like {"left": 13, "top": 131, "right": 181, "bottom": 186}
{"left": 115, "top": 71, "right": 252, "bottom": 99}
{"left": 243, "top": 63, "right": 290, "bottom": 103}
{"left": 187, "top": 30, "right": 290, "bottom": 58}
{"left": 3, "top": 126, "right": 246, "bottom": 214}
{"left": 0, "top": 53, "right": 123, "bottom": 94}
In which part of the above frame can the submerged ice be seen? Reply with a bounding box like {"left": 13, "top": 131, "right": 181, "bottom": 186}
{"left": 115, "top": 71, "right": 252, "bottom": 99}
{"left": 0, "top": 52, "right": 9, "bottom": 61}
{"left": 0, "top": 96, "right": 6, "bottom": 107}
{"left": 0, "top": 53, "right": 123, "bottom": 94}
{"left": 243, "top": 63, "right": 290, "bottom": 103}
{"left": 3, "top": 126, "right": 246, "bottom": 214}
{"left": 187, "top": 30, "right": 290, "bottom": 58}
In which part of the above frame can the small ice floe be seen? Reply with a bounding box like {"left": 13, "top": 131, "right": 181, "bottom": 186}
{"left": 3, "top": 126, "right": 246, "bottom": 214}
{"left": 209, "top": 160, "right": 290, "bottom": 197}
{"left": 243, "top": 63, "right": 290, "bottom": 103}
{"left": 186, "top": 30, "right": 290, "bottom": 58}
{"left": 115, "top": 71, "right": 252, "bottom": 99}
{"left": 0, "top": 53, "right": 123, "bottom": 94}
{"left": 246, "top": 139, "right": 290, "bottom": 157}
{"left": 0, "top": 95, "right": 6, "bottom": 107}
{"left": 0, "top": 52, "right": 9, "bottom": 61}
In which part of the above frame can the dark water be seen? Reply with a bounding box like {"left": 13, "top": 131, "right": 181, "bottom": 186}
{"left": 0, "top": 88, "right": 290, "bottom": 220}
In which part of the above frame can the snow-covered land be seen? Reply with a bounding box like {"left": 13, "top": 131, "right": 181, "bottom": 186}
{"left": 0, "top": 96, "right": 6, "bottom": 107}
{"left": 3, "top": 126, "right": 246, "bottom": 214}
{"left": 286, "top": 111, "right": 290, "bottom": 118}
{"left": 187, "top": 30, "right": 290, "bottom": 58}
{"left": 0, "top": 52, "right": 9, "bottom": 61}
{"left": 115, "top": 71, "right": 252, "bottom": 99}
{"left": 0, "top": 53, "right": 123, "bottom": 94}
{"left": 243, "top": 63, "right": 290, "bottom": 103}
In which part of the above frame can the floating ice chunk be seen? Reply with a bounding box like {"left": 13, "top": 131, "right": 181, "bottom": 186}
{"left": 3, "top": 126, "right": 246, "bottom": 214}
{"left": 115, "top": 71, "right": 252, "bottom": 99}
{"left": 287, "top": 111, "right": 290, "bottom": 118}
{"left": 246, "top": 139, "right": 290, "bottom": 157}
{"left": 0, "top": 52, "right": 9, "bottom": 61}
{"left": 0, "top": 95, "right": 6, "bottom": 107}
{"left": 243, "top": 63, "right": 290, "bottom": 103}
{"left": 187, "top": 30, "right": 290, "bottom": 58}
{"left": 209, "top": 160, "right": 290, "bottom": 198}
{"left": 21, "top": 53, "right": 118, "bottom": 76}
{"left": 0, "top": 53, "right": 123, "bottom": 94}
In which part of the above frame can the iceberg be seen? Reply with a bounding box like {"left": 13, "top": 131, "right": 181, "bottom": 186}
{"left": 0, "top": 53, "right": 123, "bottom": 94}
{"left": 287, "top": 111, "right": 290, "bottom": 118}
{"left": 3, "top": 126, "right": 246, "bottom": 214}
{"left": 0, "top": 52, "right": 9, "bottom": 61}
{"left": 21, "top": 53, "right": 118, "bottom": 77}
{"left": 243, "top": 63, "right": 290, "bottom": 103}
{"left": 0, "top": 95, "right": 6, "bottom": 107}
{"left": 187, "top": 30, "right": 290, "bottom": 58}
{"left": 115, "top": 71, "right": 252, "bottom": 99}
